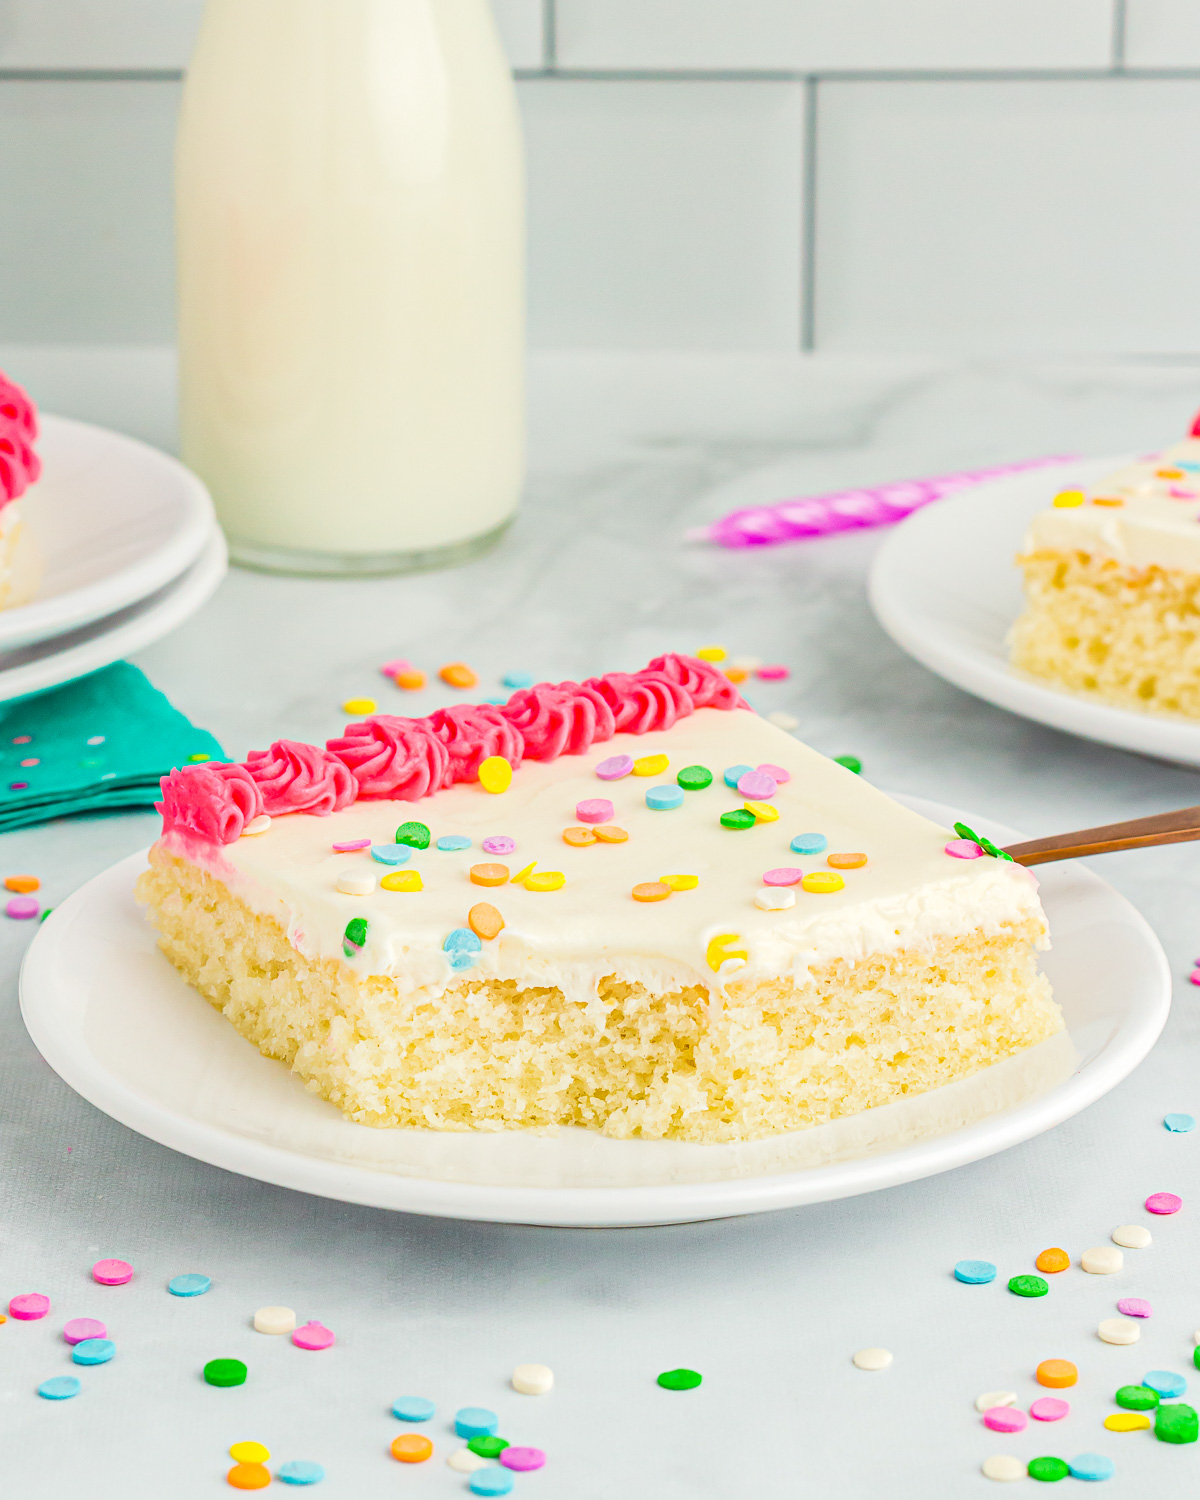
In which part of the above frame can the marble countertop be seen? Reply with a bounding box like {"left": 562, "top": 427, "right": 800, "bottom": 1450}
{"left": 6, "top": 351, "right": 1200, "bottom": 1496}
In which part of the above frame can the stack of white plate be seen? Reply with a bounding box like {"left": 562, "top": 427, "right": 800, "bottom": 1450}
{"left": 0, "top": 415, "right": 226, "bottom": 702}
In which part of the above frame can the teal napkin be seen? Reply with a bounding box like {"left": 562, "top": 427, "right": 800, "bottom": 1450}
{"left": 0, "top": 663, "right": 225, "bottom": 831}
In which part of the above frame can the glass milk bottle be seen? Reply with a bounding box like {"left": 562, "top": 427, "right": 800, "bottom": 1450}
{"left": 176, "top": 0, "right": 525, "bottom": 575}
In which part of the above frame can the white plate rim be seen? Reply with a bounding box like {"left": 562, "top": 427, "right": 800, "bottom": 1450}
{"left": 18, "top": 795, "right": 1171, "bottom": 1227}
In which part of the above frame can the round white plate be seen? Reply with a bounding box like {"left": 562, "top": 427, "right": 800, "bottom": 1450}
{"left": 19, "top": 796, "right": 1169, "bottom": 1227}
{"left": 868, "top": 456, "right": 1200, "bottom": 767}
{"left": 0, "top": 524, "right": 226, "bottom": 705}
{"left": 0, "top": 414, "right": 214, "bottom": 651}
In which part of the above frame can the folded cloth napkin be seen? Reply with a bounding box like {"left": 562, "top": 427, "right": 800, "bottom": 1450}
{"left": 0, "top": 662, "right": 225, "bottom": 832}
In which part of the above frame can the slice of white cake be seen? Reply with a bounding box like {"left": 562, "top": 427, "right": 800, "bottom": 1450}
{"left": 136, "top": 656, "right": 1060, "bottom": 1143}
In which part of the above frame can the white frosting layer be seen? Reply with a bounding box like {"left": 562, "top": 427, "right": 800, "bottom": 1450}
{"left": 1025, "top": 438, "right": 1200, "bottom": 571}
{"left": 168, "top": 709, "right": 1046, "bottom": 1000}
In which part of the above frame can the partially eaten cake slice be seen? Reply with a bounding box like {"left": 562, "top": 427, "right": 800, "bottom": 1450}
{"left": 136, "top": 654, "right": 1061, "bottom": 1143}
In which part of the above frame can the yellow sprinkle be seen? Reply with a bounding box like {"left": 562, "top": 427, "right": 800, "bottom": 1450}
{"left": 230, "top": 1443, "right": 271, "bottom": 1465}
{"left": 706, "top": 932, "right": 748, "bottom": 972}
{"left": 525, "top": 870, "right": 565, "bottom": 892}
{"left": 633, "top": 754, "right": 669, "bottom": 777}
{"left": 660, "top": 874, "right": 699, "bottom": 891}
{"left": 511, "top": 861, "right": 538, "bottom": 885}
{"left": 478, "top": 756, "right": 513, "bottom": 794}
{"left": 802, "top": 871, "right": 844, "bottom": 894}
{"left": 342, "top": 698, "right": 377, "bottom": 715}
{"left": 1091, "top": 496, "right": 1124, "bottom": 507}
{"left": 187, "top": 753, "right": 213, "bottom": 763}
{"left": 1052, "top": 490, "right": 1085, "bottom": 508}
{"left": 1104, "top": 1412, "right": 1151, "bottom": 1432}
{"left": 744, "top": 800, "right": 779, "bottom": 823}
{"left": 696, "top": 647, "right": 727, "bottom": 662}
{"left": 1157, "top": 468, "right": 1184, "bottom": 480}
{"left": 381, "top": 870, "right": 423, "bottom": 892}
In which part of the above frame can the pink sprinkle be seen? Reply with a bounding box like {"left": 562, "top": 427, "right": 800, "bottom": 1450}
{"left": 9, "top": 1293, "right": 50, "bottom": 1321}
{"left": 945, "top": 839, "right": 984, "bottom": 859}
{"left": 1169, "top": 487, "right": 1197, "bottom": 499}
{"left": 1190, "top": 970, "right": 1200, "bottom": 987}
{"left": 63, "top": 1318, "right": 106, "bottom": 1345}
{"left": 1030, "top": 1397, "right": 1069, "bottom": 1422}
{"left": 757, "top": 763, "right": 790, "bottom": 783}
{"left": 19, "top": 758, "right": 38, "bottom": 767}
{"left": 9, "top": 782, "right": 27, "bottom": 791}
{"left": 92, "top": 1259, "right": 133, "bottom": 1286}
{"left": 380, "top": 658, "right": 411, "bottom": 677}
{"left": 983, "top": 1406, "right": 1027, "bottom": 1434}
{"left": 756, "top": 665, "right": 790, "bottom": 681}
{"left": 1117, "top": 1297, "right": 1152, "bottom": 1318}
{"left": 11, "top": 735, "right": 30, "bottom": 744}
{"left": 1146, "top": 1192, "right": 1182, "bottom": 1215}
{"left": 596, "top": 754, "right": 634, "bottom": 781}
{"left": 763, "top": 867, "right": 804, "bottom": 887}
{"left": 500, "top": 1447, "right": 546, "bottom": 1472}
{"left": 292, "top": 1320, "right": 335, "bottom": 1351}
{"left": 482, "top": 836, "right": 515, "bottom": 856}
{"left": 737, "top": 770, "right": 777, "bottom": 799}
{"left": 332, "top": 839, "right": 371, "bottom": 853}
{"left": 576, "top": 798, "right": 614, "bottom": 824}
{"left": 6, "top": 896, "right": 38, "bottom": 919}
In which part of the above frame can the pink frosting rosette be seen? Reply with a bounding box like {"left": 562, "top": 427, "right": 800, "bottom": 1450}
{"left": 327, "top": 716, "right": 450, "bottom": 800}
{"left": 585, "top": 670, "right": 694, "bottom": 735}
{"left": 157, "top": 762, "right": 263, "bottom": 844}
{"left": 0, "top": 371, "right": 40, "bottom": 505}
{"left": 643, "top": 652, "right": 746, "bottom": 711}
{"left": 428, "top": 705, "right": 525, "bottom": 783}
{"left": 500, "top": 681, "right": 615, "bottom": 761}
{"left": 243, "top": 740, "right": 356, "bottom": 816}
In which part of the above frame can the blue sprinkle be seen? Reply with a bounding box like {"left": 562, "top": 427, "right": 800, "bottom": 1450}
{"left": 953, "top": 1259, "right": 997, "bottom": 1285}
{"left": 646, "top": 784, "right": 685, "bottom": 811}
{"left": 502, "top": 671, "right": 534, "bottom": 689}
{"left": 1067, "top": 1453, "right": 1115, "bottom": 1482}
{"left": 482, "top": 694, "right": 510, "bottom": 705}
{"left": 38, "top": 1376, "right": 81, "bottom": 1400}
{"left": 455, "top": 1406, "right": 499, "bottom": 1439}
{"left": 371, "top": 845, "right": 412, "bottom": 866}
{"left": 277, "top": 1461, "right": 326, "bottom": 1486}
{"left": 1178, "top": 461, "right": 1200, "bottom": 471}
{"left": 444, "top": 928, "right": 483, "bottom": 955}
{"left": 723, "top": 763, "right": 753, "bottom": 789}
{"left": 790, "top": 832, "right": 828, "bottom": 855}
{"left": 436, "top": 835, "right": 472, "bottom": 852}
{"left": 72, "top": 1338, "right": 115, "bottom": 1366}
{"left": 392, "top": 1396, "right": 435, "bottom": 1422}
{"left": 470, "top": 1471, "right": 515, "bottom": 1497}
{"left": 168, "top": 1273, "right": 211, "bottom": 1297}
{"left": 1165, "top": 1113, "right": 1195, "bottom": 1133}
{"left": 1144, "top": 1370, "right": 1187, "bottom": 1398}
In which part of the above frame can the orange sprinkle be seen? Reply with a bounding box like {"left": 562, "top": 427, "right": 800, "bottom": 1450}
{"left": 391, "top": 1434, "right": 433, "bottom": 1463}
{"left": 1158, "top": 468, "right": 1184, "bottom": 479}
{"left": 439, "top": 662, "right": 478, "bottom": 689}
{"left": 4, "top": 875, "right": 38, "bottom": 893}
{"left": 1036, "top": 1247, "right": 1070, "bottom": 1274}
{"left": 591, "top": 825, "right": 629, "bottom": 843}
{"left": 468, "top": 902, "right": 504, "bottom": 940}
{"left": 562, "top": 826, "right": 597, "bottom": 847}
{"left": 827, "top": 852, "right": 867, "bottom": 870}
{"left": 724, "top": 667, "right": 749, "bottom": 683}
{"left": 1091, "top": 496, "right": 1124, "bottom": 507}
{"left": 632, "top": 881, "right": 672, "bottom": 903}
{"left": 394, "top": 669, "right": 426, "bottom": 690}
{"left": 227, "top": 1465, "right": 271, "bottom": 1491}
{"left": 1036, "top": 1359, "right": 1078, "bottom": 1389}
{"left": 469, "top": 863, "right": 509, "bottom": 887}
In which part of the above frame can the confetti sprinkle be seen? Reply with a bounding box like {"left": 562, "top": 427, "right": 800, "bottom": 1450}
{"left": 276, "top": 1462, "right": 326, "bottom": 1488}
{"left": 744, "top": 800, "right": 779, "bottom": 824}
{"left": 231, "top": 1444, "right": 270, "bottom": 1465}
{"left": 525, "top": 871, "right": 565, "bottom": 892}
{"left": 63, "top": 1318, "right": 106, "bottom": 1345}
{"left": 395, "top": 669, "right": 426, "bottom": 690}
{"left": 4, "top": 874, "right": 38, "bottom": 892}
{"left": 436, "top": 835, "right": 472, "bottom": 852}
{"left": 696, "top": 647, "right": 726, "bottom": 662}
{"left": 511, "top": 862, "right": 537, "bottom": 885}
{"left": 1035, "top": 1247, "right": 1070, "bottom": 1274}
{"left": 1155, "top": 1404, "right": 1198, "bottom": 1443}
{"left": 369, "top": 845, "right": 411, "bottom": 866}
{"left": 660, "top": 874, "right": 699, "bottom": 891}
{"left": 332, "top": 838, "right": 371, "bottom": 853}
{"left": 479, "top": 757, "right": 513, "bottom": 794}
{"left": 38, "top": 1376, "right": 81, "bottom": 1401}
{"left": 945, "top": 838, "right": 984, "bottom": 859}
{"left": 562, "top": 826, "right": 597, "bottom": 847}
{"left": 455, "top": 1408, "right": 500, "bottom": 1439}
{"left": 592, "top": 825, "right": 629, "bottom": 843}
{"left": 1111, "top": 1224, "right": 1151, "bottom": 1249}
{"left": 802, "top": 872, "right": 844, "bottom": 894}
{"left": 676, "top": 765, "right": 713, "bottom": 790}
{"left": 336, "top": 871, "right": 375, "bottom": 897}
{"left": 576, "top": 798, "right": 614, "bottom": 824}
{"left": 851, "top": 1348, "right": 892, "bottom": 1372}
{"left": 391, "top": 1435, "right": 433, "bottom": 1463}
{"left": 723, "top": 764, "right": 753, "bottom": 788}
{"left": 633, "top": 754, "right": 669, "bottom": 777}
{"left": 1037, "top": 1361, "right": 1078, "bottom": 1388}
{"left": 706, "top": 934, "right": 747, "bottom": 972}
{"left": 511, "top": 1363, "right": 554, "bottom": 1395}
{"left": 380, "top": 659, "right": 411, "bottom": 678}
{"left": 204, "top": 1358, "right": 247, "bottom": 1387}
{"left": 395, "top": 822, "right": 431, "bottom": 849}
{"left": 1027, "top": 1458, "right": 1069, "bottom": 1482}
{"left": 9, "top": 1293, "right": 49, "bottom": 1320}
{"left": 756, "top": 665, "right": 789, "bottom": 680}
{"left": 1007, "top": 1275, "right": 1048, "bottom": 1298}
{"left": 468, "top": 1436, "right": 509, "bottom": 1458}
{"left": 500, "top": 1447, "right": 546, "bottom": 1472}
{"left": 790, "top": 833, "right": 827, "bottom": 855}
{"left": 755, "top": 888, "right": 795, "bottom": 910}
{"left": 1105, "top": 1413, "right": 1151, "bottom": 1432}
{"left": 501, "top": 671, "right": 533, "bottom": 689}
{"left": 1144, "top": 1370, "right": 1187, "bottom": 1398}
{"left": 954, "top": 1260, "right": 997, "bottom": 1284}
{"left": 596, "top": 754, "right": 634, "bottom": 781}
{"left": 1117, "top": 1298, "right": 1152, "bottom": 1318}
{"left": 1031, "top": 1398, "right": 1069, "bottom": 1422}
{"left": 632, "top": 882, "right": 671, "bottom": 903}
{"left": 392, "top": 1396, "right": 436, "bottom": 1421}
{"left": 724, "top": 666, "right": 749, "bottom": 683}
{"left": 1067, "top": 1454, "right": 1114, "bottom": 1482}
{"left": 448, "top": 1450, "right": 489, "bottom": 1473}
{"left": 6, "top": 896, "right": 39, "bottom": 919}
{"left": 440, "top": 663, "right": 478, "bottom": 689}
{"left": 646, "top": 785, "right": 685, "bottom": 810}
{"left": 343, "top": 917, "right": 368, "bottom": 958}
{"left": 443, "top": 928, "right": 483, "bottom": 970}
{"left": 976, "top": 1392, "right": 1017, "bottom": 1413}
{"left": 227, "top": 1464, "right": 271, "bottom": 1490}
{"left": 658, "top": 1368, "right": 703, "bottom": 1389}
{"left": 1081, "top": 1246, "right": 1123, "bottom": 1274}
{"left": 253, "top": 1306, "right": 296, "bottom": 1334}
{"left": 292, "top": 1322, "right": 334, "bottom": 1351}
{"left": 168, "top": 1274, "right": 210, "bottom": 1298}
{"left": 981, "top": 1455, "right": 1025, "bottom": 1482}
{"left": 984, "top": 1407, "right": 1026, "bottom": 1433}
{"left": 342, "top": 698, "right": 376, "bottom": 715}
{"left": 72, "top": 1338, "right": 115, "bottom": 1366}
{"left": 1098, "top": 1319, "right": 1140, "bottom": 1345}
{"left": 468, "top": 904, "right": 504, "bottom": 940}
{"left": 481, "top": 836, "right": 515, "bottom": 856}
{"left": 737, "top": 770, "right": 777, "bottom": 799}
{"left": 767, "top": 711, "right": 798, "bottom": 730}
{"left": 469, "top": 1472, "right": 515, "bottom": 1497}
{"left": 1115, "top": 1385, "right": 1158, "bottom": 1410}
{"left": 1145, "top": 1192, "right": 1182, "bottom": 1215}
{"left": 720, "top": 809, "right": 756, "bottom": 830}
{"left": 242, "top": 815, "right": 271, "bottom": 836}
{"left": 1165, "top": 1114, "right": 1196, "bottom": 1133}
{"left": 834, "top": 755, "right": 862, "bottom": 774}
{"left": 827, "top": 852, "right": 867, "bottom": 869}
{"left": 763, "top": 867, "right": 804, "bottom": 887}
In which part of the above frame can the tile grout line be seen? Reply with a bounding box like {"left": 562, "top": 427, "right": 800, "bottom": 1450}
{"left": 1112, "top": 0, "right": 1128, "bottom": 69}
{"left": 0, "top": 68, "right": 184, "bottom": 82}
{"left": 542, "top": 0, "right": 557, "bottom": 71}
{"left": 800, "top": 77, "right": 819, "bottom": 354}
{"left": 512, "top": 65, "right": 1200, "bottom": 83}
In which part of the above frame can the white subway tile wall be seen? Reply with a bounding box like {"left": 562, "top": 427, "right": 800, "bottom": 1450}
{"left": 3, "top": 0, "right": 1199, "bottom": 355}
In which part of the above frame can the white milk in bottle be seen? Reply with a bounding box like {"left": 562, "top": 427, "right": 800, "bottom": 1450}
{"left": 176, "top": 0, "right": 525, "bottom": 574}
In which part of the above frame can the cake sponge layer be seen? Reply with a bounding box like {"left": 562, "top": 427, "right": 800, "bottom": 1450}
{"left": 137, "top": 849, "right": 1062, "bottom": 1144}
{"left": 1013, "top": 547, "right": 1200, "bottom": 718}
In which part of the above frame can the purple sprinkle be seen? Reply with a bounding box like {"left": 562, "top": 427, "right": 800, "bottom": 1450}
{"left": 332, "top": 839, "right": 371, "bottom": 853}
{"left": 500, "top": 1447, "right": 546, "bottom": 1472}
{"left": 1117, "top": 1297, "right": 1152, "bottom": 1318}
{"left": 596, "top": 754, "right": 635, "bottom": 781}
{"left": 737, "top": 770, "right": 777, "bottom": 800}
{"left": 482, "top": 836, "right": 515, "bottom": 856}
{"left": 944, "top": 839, "right": 984, "bottom": 859}
{"left": 6, "top": 896, "right": 39, "bottom": 920}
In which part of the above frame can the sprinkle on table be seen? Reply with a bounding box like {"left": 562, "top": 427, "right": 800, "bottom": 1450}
{"left": 1007, "top": 1274, "right": 1048, "bottom": 1298}
{"left": 1082, "top": 1246, "right": 1123, "bottom": 1274}
{"left": 696, "top": 647, "right": 726, "bottom": 662}
{"left": 64, "top": 1318, "right": 106, "bottom": 1345}
{"left": 253, "top": 1305, "right": 296, "bottom": 1334}
{"left": 4, "top": 875, "right": 38, "bottom": 892}
{"left": 92, "top": 1259, "right": 133, "bottom": 1286}
{"left": 395, "top": 669, "right": 426, "bottom": 690}
{"left": 37, "top": 1376, "right": 81, "bottom": 1401}
{"left": 470, "top": 1472, "right": 515, "bottom": 1497}
{"left": 953, "top": 1259, "right": 997, "bottom": 1284}
{"left": 851, "top": 1348, "right": 892, "bottom": 1372}
{"left": 500, "top": 1447, "right": 546, "bottom": 1472}
{"left": 1098, "top": 1318, "right": 1140, "bottom": 1345}
{"left": 1037, "top": 1360, "right": 1078, "bottom": 1388}
{"left": 501, "top": 671, "right": 534, "bottom": 689}
{"left": 204, "top": 1358, "right": 247, "bottom": 1387}
{"left": 168, "top": 1274, "right": 210, "bottom": 1298}
{"left": 9, "top": 1293, "right": 50, "bottom": 1320}
{"left": 756, "top": 665, "right": 790, "bottom": 680}
{"left": 1035, "top": 1247, "right": 1070, "bottom": 1274}
{"left": 1144, "top": 1370, "right": 1188, "bottom": 1398}
{"left": 231, "top": 1443, "right": 271, "bottom": 1466}
{"left": 975, "top": 1391, "right": 1017, "bottom": 1413}
{"left": 341, "top": 698, "right": 376, "bottom": 716}
{"left": 981, "top": 1456, "right": 1026, "bottom": 1482}
{"left": 1105, "top": 1412, "right": 1151, "bottom": 1432}
{"left": 6, "top": 896, "right": 39, "bottom": 919}
{"left": 455, "top": 1408, "right": 500, "bottom": 1439}
{"left": 391, "top": 1434, "right": 433, "bottom": 1463}
{"left": 440, "top": 663, "right": 478, "bottom": 689}
{"left": 1114, "top": 1384, "right": 1159, "bottom": 1410}
{"left": 1145, "top": 1192, "right": 1182, "bottom": 1215}
{"left": 478, "top": 757, "right": 513, "bottom": 794}
{"left": 468, "top": 1436, "right": 509, "bottom": 1458}
{"left": 1026, "top": 1458, "right": 1069, "bottom": 1482}
{"left": 1030, "top": 1398, "right": 1069, "bottom": 1422}
{"left": 1155, "top": 1404, "right": 1198, "bottom": 1443}
{"left": 1111, "top": 1224, "right": 1151, "bottom": 1249}
{"left": 227, "top": 1463, "right": 271, "bottom": 1490}
{"left": 380, "top": 658, "right": 411, "bottom": 678}
{"left": 512, "top": 1363, "right": 554, "bottom": 1395}
{"left": 292, "top": 1321, "right": 335, "bottom": 1351}
{"left": 392, "top": 1396, "right": 436, "bottom": 1421}
{"left": 658, "top": 1367, "right": 703, "bottom": 1389}
{"left": 1165, "top": 1114, "right": 1196, "bottom": 1133}
{"left": 1067, "top": 1455, "right": 1115, "bottom": 1482}
{"left": 72, "top": 1338, "right": 115, "bottom": 1366}
{"left": 1116, "top": 1297, "right": 1152, "bottom": 1318}
{"left": 983, "top": 1407, "right": 1026, "bottom": 1434}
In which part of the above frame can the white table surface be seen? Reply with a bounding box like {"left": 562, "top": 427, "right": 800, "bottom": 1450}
{"left": 6, "top": 351, "right": 1200, "bottom": 1497}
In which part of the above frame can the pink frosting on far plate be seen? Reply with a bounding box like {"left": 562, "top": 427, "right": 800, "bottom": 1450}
{"left": 327, "top": 716, "right": 451, "bottom": 800}
{"left": 157, "top": 762, "right": 263, "bottom": 844}
{"left": 244, "top": 740, "right": 356, "bottom": 816}
{"left": 0, "top": 371, "right": 40, "bottom": 506}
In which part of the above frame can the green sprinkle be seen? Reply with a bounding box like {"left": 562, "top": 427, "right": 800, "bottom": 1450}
{"left": 343, "top": 916, "right": 368, "bottom": 958}
{"left": 1007, "top": 1274, "right": 1048, "bottom": 1298}
{"left": 467, "top": 1436, "right": 510, "bottom": 1458}
{"left": 395, "top": 821, "right": 431, "bottom": 849}
{"left": 203, "top": 1358, "right": 247, "bottom": 1388}
{"left": 676, "top": 765, "right": 713, "bottom": 791}
{"left": 188, "top": 753, "right": 214, "bottom": 763}
{"left": 719, "top": 809, "right": 757, "bottom": 830}
{"left": 1156, "top": 1403, "right": 1198, "bottom": 1444}
{"left": 833, "top": 755, "right": 862, "bottom": 774}
{"left": 1116, "top": 1385, "right": 1159, "bottom": 1410}
{"left": 657, "top": 1368, "right": 702, "bottom": 1391}
{"left": 39, "top": 908, "right": 52, "bottom": 922}
{"left": 1027, "top": 1456, "right": 1069, "bottom": 1482}
{"left": 955, "top": 821, "right": 1014, "bottom": 862}
{"left": 1194, "top": 1347, "right": 1200, "bottom": 1372}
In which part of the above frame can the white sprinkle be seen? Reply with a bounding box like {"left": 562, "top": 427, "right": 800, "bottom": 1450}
{"left": 512, "top": 1362, "right": 554, "bottom": 1395}
{"left": 755, "top": 887, "right": 796, "bottom": 911}
{"left": 717, "top": 957, "right": 746, "bottom": 976}
{"left": 242, "top": 814, "right": 272, "bottom": 836}
{"left": 1081, "top": 1245, "right": 1123, "bottom": 1275}
{"left": 852, "top": 1347, "right": 892, "bottom": 1371}
{"left": 447, "top": 1450, "right": 488, "bottom": 1473}
{"left": 982, "top": 1455, "right": 1026, "bottom": 1483}
{"left": 253, "top": 1305, "right": 296, "bottom": 1335}
{"left": 336, "top": 871, "right": 376, "bottom": 896}
{"left": 767, "top": 711, "right": 798, "bottom": 730}
{"left": 1098, "top": 1317, "right": 1140, "bottom": 1345}
{"left": 1112, "top": 1224, "right": 1152, "bottom": 1249}
{"left": 975, "top": 1391, "right": 1018, "bottom": 1413}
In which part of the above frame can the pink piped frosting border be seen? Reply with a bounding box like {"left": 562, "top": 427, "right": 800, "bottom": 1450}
{"left": 0, "top": 371, "right": 40, "bottom": 507}
{"left": 157, "top": 654, "right": 747, "bottom": 846}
